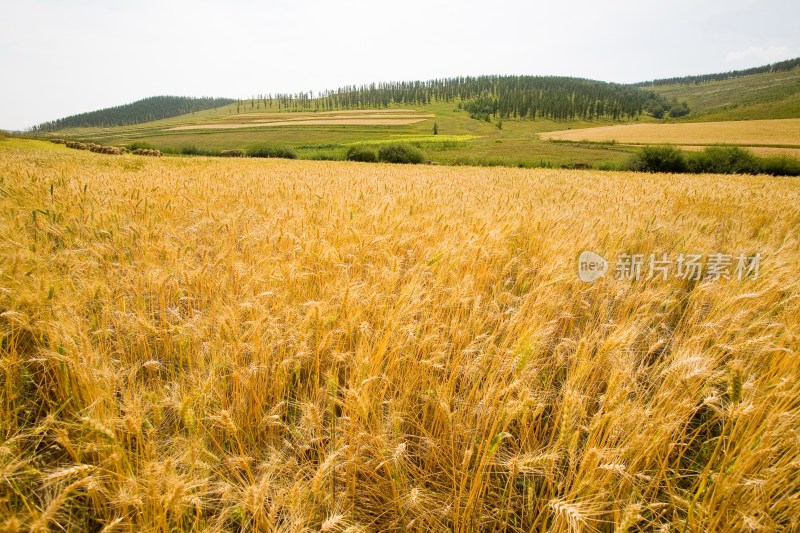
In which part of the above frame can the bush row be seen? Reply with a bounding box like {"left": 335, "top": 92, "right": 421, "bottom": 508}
{"left": 346, "top": 143, "right": 426, "bottom": 164}
{"left": 628, "top": 145, "right": 800, "bottom": 176}
{"left": 49, "top": 139, "right": 432, "bottom": 165}
{"left": 165, "top": 145, "right": 299, "bottom": 159}
{"left": 43, "top": 138, "right": 800, "bottom": 175}
{"left": 246, "top": 146, "right": 298, "bottom": 159}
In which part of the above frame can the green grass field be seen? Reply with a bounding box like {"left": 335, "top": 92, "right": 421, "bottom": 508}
{"left": 649, "top": 69, "right": 800, "bottom": 121}
{"left": 43, "top": 99, "right": 649, "bottom": 168}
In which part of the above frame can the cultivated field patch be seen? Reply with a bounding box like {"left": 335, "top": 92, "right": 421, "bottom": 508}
{"left": 540, "top": 118, "right": 800, "bottom": 147}
{"left": 2, "top": 139, "right": 799, "bottom": 531}
{"left": 169, "top": 110, "right": 435, "bottom": 130}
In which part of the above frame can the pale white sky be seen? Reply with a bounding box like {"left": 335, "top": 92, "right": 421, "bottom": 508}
{"left": 1, "top": 0, "right": 798, "bottom": 130}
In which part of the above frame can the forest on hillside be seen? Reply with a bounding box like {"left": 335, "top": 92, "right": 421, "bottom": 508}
{"left": 32, "top": 96, "right": 235, "bottom": 131}
{"left": 242, "top": 76, "right": 680, "bottom": 121}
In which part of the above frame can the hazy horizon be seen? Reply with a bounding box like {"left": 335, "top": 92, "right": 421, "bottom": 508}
{"left": 2, "top": 0, "right": 798, "bottom": 131}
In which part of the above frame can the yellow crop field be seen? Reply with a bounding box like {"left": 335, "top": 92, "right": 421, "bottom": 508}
{"left": 1, "top": 139, "right": 800, "bottom": 531}
{"left": 168, "top": 110, "right": 436, "bottom": 130}
{"left": 540, "top": 118, "right": 800, "bottom": 148}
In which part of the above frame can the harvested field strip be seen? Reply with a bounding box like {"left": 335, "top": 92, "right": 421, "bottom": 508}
{"left": 249, "top": 114, "right": 435, "bottom": 123}
{"left": 169, "top": 118, "right": 431, "bottom": 130}
{"left": 231, "top": 108, "right": 422, "bottom": 119}
{"left": 540, "top": 118, "right": 800, "bottom": 147}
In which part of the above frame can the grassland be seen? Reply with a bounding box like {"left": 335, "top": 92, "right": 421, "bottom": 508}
{"left": 2, "top": 138, "right": 800, "bottom": 531}
{"left": 649, "top": 69, "right": 800, "bottom": 121}
{"left": 46, "top": 100, "right": 644, "bottom": 168}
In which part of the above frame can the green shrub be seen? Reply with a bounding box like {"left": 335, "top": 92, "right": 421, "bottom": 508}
{"left": 668, "top": 102, "right": 690, "bottom": 118}
{"left": 757, "top": 155, "right": 800, "bottom": 176}
{"left": 179, "top": 145, "right": 219, "bottom": 156}
{"left": 625, "top": 144, "right": 800, "bottom": 176}
{"left": 687, "top": 145, "right": 759, "bottom": 174}
{"left": 346, "top": 146, "right": 378, "bottom": 162}
{"left": 127, "top": 141, "right": 156, "bottom": 151}
{"left": 246, "top": 145, "right": 298, "bottom": 159}
{"left": 560, "top": 162, "right": 592, "bottom": 170}
{"left": 377, "top": 143, "right": 425, "bottom": 164}
{"left": 219, "top": 149, "right": 245, "bottom": 157}
{"left": 628, "top": 145, "right": 687, "bottom": 173}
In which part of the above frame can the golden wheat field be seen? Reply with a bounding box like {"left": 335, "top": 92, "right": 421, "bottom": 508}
{"left": 540, "top": 118, "right": 800, "bottom": 149}
{"left": 1, "top": 138, "right": 800, "bottom": 532}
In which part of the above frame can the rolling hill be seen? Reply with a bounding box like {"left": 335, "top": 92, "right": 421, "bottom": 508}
{"left": 31, "top": 59, "right": 800, "bottom": 168}
{"left": 31, "top": 96, "right": 236, "bottom": 131}
{"left": 647, "top": 68, "right": 800, "bottom": 121}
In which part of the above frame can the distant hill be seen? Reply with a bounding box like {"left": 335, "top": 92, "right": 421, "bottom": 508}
{"left": 633, "top": 57, "right": 800, "bottom": 87}
{"left": 31, "top": 58, "right": 800, "bottom": 133}
{"left": 29, "top": 59, "right": 800, "bottom": 168}
{"left": 32, "top": 96, "right": 235, "bottom": 131}
{"left": 36, "top": 79, "right": 678, "bottom": 133}
{"left": 644, "top": 65, "right": 800, "bottom": 121}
